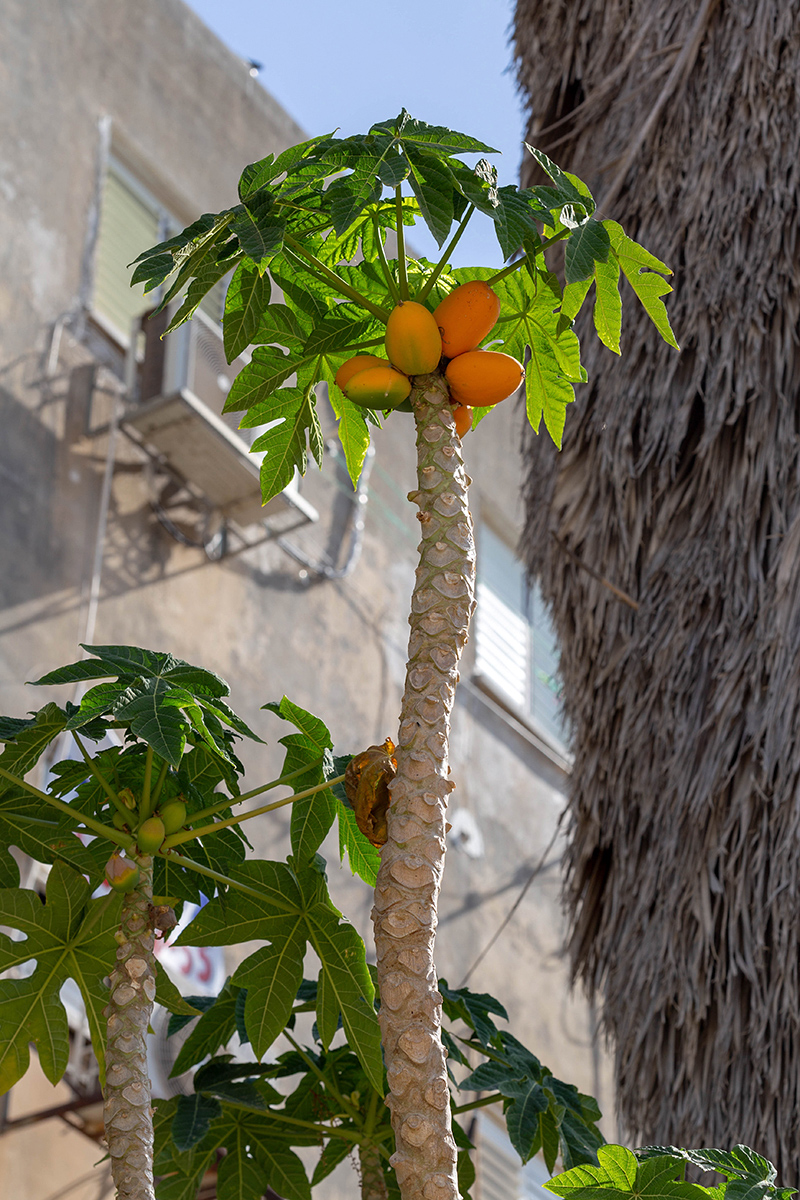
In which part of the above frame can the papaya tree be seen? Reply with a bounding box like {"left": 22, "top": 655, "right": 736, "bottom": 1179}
{"left": 0, "top": 112, "right": 679, "bottom": 1200}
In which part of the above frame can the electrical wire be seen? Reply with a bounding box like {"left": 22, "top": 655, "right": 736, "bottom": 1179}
{"left": 277, "top": 443, "right": 375, "bottom": 581}
{"left": 457, "top": 814, "right": 565, "bottom": 987}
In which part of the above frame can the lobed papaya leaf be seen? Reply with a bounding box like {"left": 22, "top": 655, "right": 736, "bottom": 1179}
{"left": 0, "top": 799, "right": 100, "bottom": 886}
{"left": 487, "top": 267, "right": 584, "bottom": 449}
{"left": 405, "top": 146, "right": 457, "bottom": 248}
{"left": 564, "top": 218, "right": 611, "bottom": 285}
{"left": 223, "top": 260, "right": 272, "bottom": 361}
{"left": 233, "top": 937, "right": 305, "bottom": 1060}
{"left": 251, "top": 303, "right": 308, "bottom": 352}
{"left": 0, "top": 703, "right": 66, "bottom": 788}
{"left": 153, "top": 961, "right": 202, "bottom": 1018}
{"left": 526, "top": 145, "right": 594, "bottom": 214}
{"left": 454, "top": 1115, "right": 477, "bottom": 1200}
{"left": 214, "top": 1108, "right": 311, "bottom": 1200}
{"left": 311, "top": 1136, "right": 353, "bottom": 1186}
{"left": 439, "top": 979, "right": 509, "bottom": 1047}
{"left": 163, "top": 247, "right": 243, "bottom": 336}
{"left": 245, "top": 385, "right": 323, "bottom": 506}
{"left": 169, "top": 979, "right": 242, "bottom": 1077}
{"left": 238, "top": 133, "right": 335, "bottom": 200}
{"left": 231, "top": 190, "right": 285, "bottom": 266}
{"left": 326, "top": 164, "right": 384, "bottom": 235}
{"left": 545, "top": 1145, "right": 713, "bottom": 1200}
{"left": 0, "top": 862, "right": 122, "bottom": 1093}
{"left": 0, "top": 715, "right": 38, "bottom": 742}
{"left": 593, "top": 257, "right": 623, "bottom": 354}
{"left": 326, "top": 391, "right": 373, "bottom": 487}
{"left": 265, "top": 696, "right": 336, "bottom": 868}
{"left": 172, "top": 1093, "right": 222, "bottom": 1151}
{"left": 604, "top": 220, "right": 679, "bottom": 350}
{"left": 370, "top": 110, "right": 498, "bottom": 156}
{"left": 492, "top": 185, "right": 549, "bottom": 261}
{"left": 176, "top": 856, "right": 381, "bottom": 1091}
{"left": 223, "top": 345, "right": 296, "bottom": 413}
{"left": 335, "top": 794, "right": 381, "bottom": 886}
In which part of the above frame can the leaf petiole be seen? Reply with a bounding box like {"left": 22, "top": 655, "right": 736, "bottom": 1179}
{"left": 149, "top": 760, "right": 170, "bottom": 812}
{"left": 394, "top": 187, "right": 410, "bottom": 300}
{"left": 139, "top": 746, "right": 155, "bottom": 822}
{"left": 281, "top": 1029, "right": 363, "bottom": 1123}
{"left": 416, "top": 204, "right": 475, "bottom": 303}
{"left": 156, "top": 850, "right": 294, "bottom": 910}
{"left": 283, "top": 235, "right": 391, "bottom": 322}
{"left": 71, "top": 731, "right": 128, "bottom": 820}
{"left": 372, "top": 213, "right": 401, "bottom": 304}
{"left": 161, "top": 774, "right": 346, "bottom": 850}
{"left": 0, "top": 766, "right": 134, "bottom": 850}
{"left": 183, "top": 754, "right": 327, "bottom": 825}
{"left": 485, "top": 227, "right": 571, "bottom": 286}
{"left": 452, "top": 1093, "right": 503, "bottom": 1115}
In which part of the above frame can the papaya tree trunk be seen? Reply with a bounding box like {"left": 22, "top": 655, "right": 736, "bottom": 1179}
{"left": 103, "top": 856, "right": 157, "bottom": 1200}
{"left": 372, "top": 376, "right": 475, "bottom": 1200}
{"left": 359, "top": 1142, "right": 390, "bottom": 1200}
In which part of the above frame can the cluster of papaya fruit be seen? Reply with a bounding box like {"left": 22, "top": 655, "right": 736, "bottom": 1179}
{"left": 104, "top": 796, "right": 188, "bottom": 892}
{"left": 334, "top": 281, "right": 525, "bottom": 438}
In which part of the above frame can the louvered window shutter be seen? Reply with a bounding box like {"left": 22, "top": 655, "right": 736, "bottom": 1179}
{"left": 474, "top": 525, "right": 566, "bottom": 748}
{"left": 92, "top": 164, "right": 162, "bottom": 341}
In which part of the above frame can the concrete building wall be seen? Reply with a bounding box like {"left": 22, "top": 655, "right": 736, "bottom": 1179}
{"left": 0, "top": 2, "right": 611, "bottom": 1197}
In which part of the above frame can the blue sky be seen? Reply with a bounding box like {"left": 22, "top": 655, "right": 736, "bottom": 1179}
{"left": 183, "top": 0, "right": 527, "bottom": 268}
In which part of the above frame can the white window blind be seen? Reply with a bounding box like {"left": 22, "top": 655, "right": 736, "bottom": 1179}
{"left": 479, "top": 1114, "right": 554, "bottom": 1200}
{"left": 474, "top": 525, "right": 566, "bottom": 748}
{"left": 93, "top": 162, "right": 163, "bottom": 341}
{"left": 92, "top": 160, "right": 227, "bottom": 344}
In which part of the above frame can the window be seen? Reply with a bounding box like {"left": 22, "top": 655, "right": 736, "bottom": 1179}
{"left": 91, "top": 158, "right": 226, "bottom": 344}
{"left": 478, "top": 1113, "right": 553, "bottom": 1200}
{"left": 474, "top": 524, "right": 566, "bottom": 749}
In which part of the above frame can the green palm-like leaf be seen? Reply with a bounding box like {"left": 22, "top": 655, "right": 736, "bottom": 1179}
{"left": 223, "top": 260, "right": 272, "bottom": 361}
{"left": 175, "top": 856, "right": 382, "bottom": 1092}
{"left": 487, "top": 268, "right": 584, "bottom": 449}
{"left": 604, "top": 221, "right": 679, "bottom": 349}
{"left": 546, "top": 1146, "right": 712, "bottom": 1200}
{"left": 0, "top": 862, "right": 122, "bottom": 1093}
{"left": 0, "top": 703, "right": 66, "bottom": 788}
{"left": 232, "top": 938, "right": 305, "bottom": 1059}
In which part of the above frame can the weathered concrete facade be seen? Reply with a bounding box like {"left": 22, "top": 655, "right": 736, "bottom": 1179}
{"left": 0, "top": 2, "right": 609, "bottom": 1196}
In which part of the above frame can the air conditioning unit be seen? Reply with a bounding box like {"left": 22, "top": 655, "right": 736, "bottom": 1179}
{"left": 122, "top": 306, "right": 317, "bottom": 533}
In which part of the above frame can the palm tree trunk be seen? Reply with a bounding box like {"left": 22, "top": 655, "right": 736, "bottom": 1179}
{"left": 103, "top": 857, "right": 156, "bottom": 1200}
{"left": 372, "top": 376, "right": 476, "bottom": 1200}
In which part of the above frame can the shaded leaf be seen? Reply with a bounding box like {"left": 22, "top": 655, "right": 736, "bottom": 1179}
{"left": 172, "top": 1092, "right": 222, "bottom": 1151}
{"left": 564, "top": 219, "right": 611, "bottom": 285}
{"left": 223, "top": 260, "right": 272, "bottom": 361}
{"left": 169, "top": 980, "right": 241, "bottom": 1077}
{"left": 0, "top": 862, "right": 122, "bottom": 1093}
{"left": 233, "top": 938, "right": 305, "bottom": 1059}
{"left": 154, "top": 961, "right": 202, "bottom": 1017}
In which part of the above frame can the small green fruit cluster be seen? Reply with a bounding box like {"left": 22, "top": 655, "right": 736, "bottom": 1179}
{"left": 108, "top": 787, "right": 188, "bottom": 855}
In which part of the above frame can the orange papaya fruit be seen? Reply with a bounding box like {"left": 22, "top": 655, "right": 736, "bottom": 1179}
{"left": 335, "top": 355, "right": 389, "bottom": 392}
{"left": 433, "top": 281, "right": 500, "bottom": 359}
{"left": 384, "top": 301, "right": 442, "bottom": 375}
{"left": 343, "top": 365, "right": 412, "bottom": 410}
{"left": 445, "top": 350, "right": 524, "bottom": 407}
{"left": 451, "top": 403, "right": 473, "bottom": 438}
